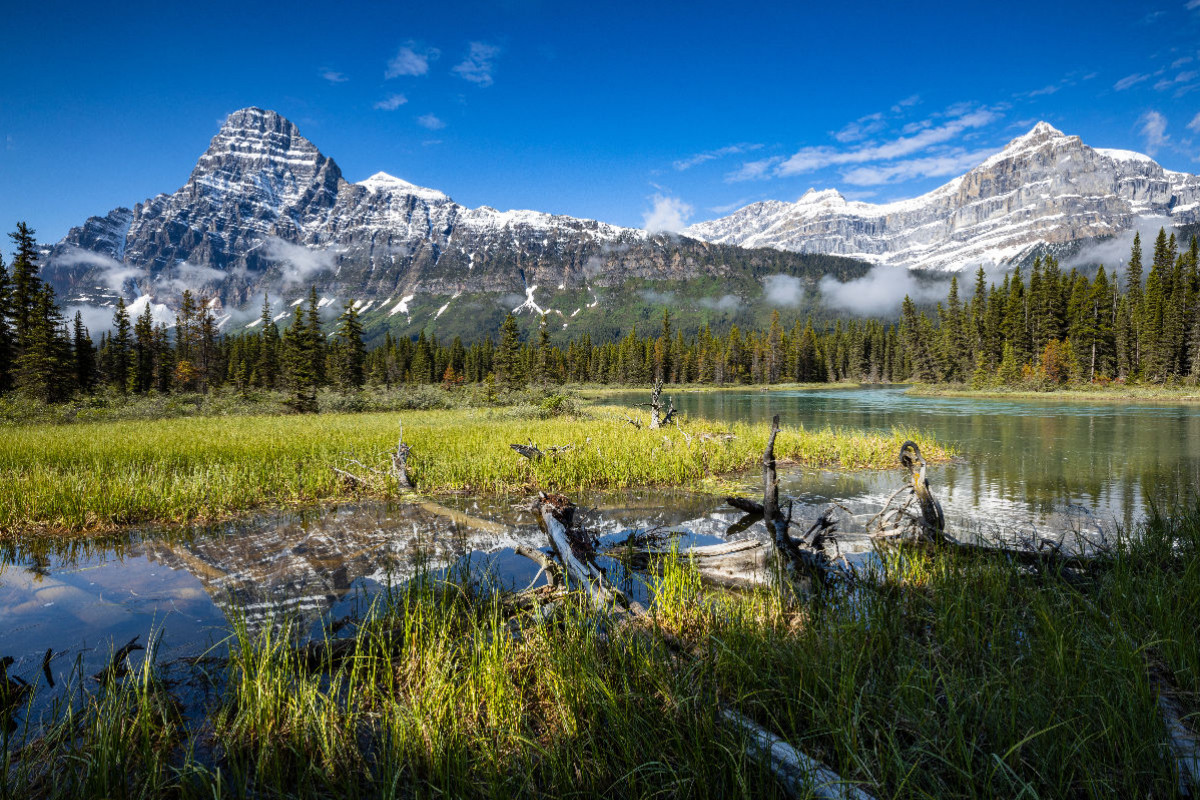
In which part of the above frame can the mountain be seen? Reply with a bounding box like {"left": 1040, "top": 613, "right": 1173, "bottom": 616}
{"left": 46, "top": 108, "right": 868, "bottom": 340}
{"left": 685, "top": 122, "right": 1200, "bottom": 271}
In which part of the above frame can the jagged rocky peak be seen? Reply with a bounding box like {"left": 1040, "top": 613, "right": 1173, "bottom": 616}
{"left": 686, "top": 120, "right": 1200, "bottom": 271}
{"left": 189, "top": 106, "right": 341, "bottom": 203}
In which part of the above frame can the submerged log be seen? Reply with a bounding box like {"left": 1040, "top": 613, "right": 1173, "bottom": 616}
{"left": 94, "top": 635, "right": 144, "bottom": 682}
{"left": 723, "top": 709, "right": 876, "bottom": 800}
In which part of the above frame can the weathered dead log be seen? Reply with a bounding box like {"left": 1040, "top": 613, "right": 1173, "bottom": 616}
{"left": 513, "top": 544, "right": 564, "bottom": 590}
{"left": 621, "top": 414, "right": 643, "bottom": 429}
{"left": 42, "top": 648, "right": 55, "bottom": 689}
{"left": 533, "top": 492, "right": 631, "bottom": 611}
{"left": 727, "top": 496, "right": 765, "bottom": 516}
{"left": 723, "top": 708, "right": 876, "bottom": 799}
{"left": 94, "top": 635, "right": 143, "bottom": 682}
{"left": 867, "top": 441, "right": 947, "bottom": 545}
{"left": 332, "top": 466, "right": 366, "bottom": 489}
{"left": 624, "top": 539, "right": 774, "bottom": 588}
{"left": 762, "top": 415, "right": 835, "bottom": 586}
{"left": 392, "top": 423, "right": 413, "bottom": 489}
{"left": 1152, "top": 673, "right": 1200, "bottom": 795}
{"left": 1, "top": 656, "right": 31, "bottom": 710}
{"left": 647, "top": 380, "right": 665, "bottom": 429}
{"left": 510, "top": 440, "right": 545, "bottom": 461}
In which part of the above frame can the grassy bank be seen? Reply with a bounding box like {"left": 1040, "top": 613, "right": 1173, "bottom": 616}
{"left": 0, "top": 403, "right": 950, "bottom": 539}
{"left": 4, "top": 501, "right": 1197, "bottom": 798}
{"left": 907, "top": 382, "right": 1200, "bottom": 403}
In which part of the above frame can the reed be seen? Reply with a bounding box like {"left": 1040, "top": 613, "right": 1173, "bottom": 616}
{"left": 3, "top": 501, "right": 1196, "bottom": 799}
{"left": 0, "top": 404, "right": 951, "bottom": 538}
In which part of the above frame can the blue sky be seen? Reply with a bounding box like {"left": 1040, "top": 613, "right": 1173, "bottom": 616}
{"left": 2, "top": 0, "right": 1199, "bottom": 252}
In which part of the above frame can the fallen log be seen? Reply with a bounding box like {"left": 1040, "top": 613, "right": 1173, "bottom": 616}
{"left": 727, "top": 496, "right": 765, "bottom": 516}
{"left": 533, "top": 492, "right": 632, "bottom": 611}
{"left": 94, "top": 635, "right": 144, "bottom": 682}
{"left": 723, "top": 709, "right": 876, "bottom": 800}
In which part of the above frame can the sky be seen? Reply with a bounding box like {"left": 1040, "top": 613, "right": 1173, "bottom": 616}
{"left": 2, "top": 0, "right": 1200, "bottom": 255}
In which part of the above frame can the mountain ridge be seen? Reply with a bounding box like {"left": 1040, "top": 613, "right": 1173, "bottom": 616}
{"left": 685, "top": 121, "right": 1200, "bottom": 271}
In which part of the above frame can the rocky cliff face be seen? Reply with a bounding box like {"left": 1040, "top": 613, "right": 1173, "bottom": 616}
{"left": 685, "top": 122, "right": 1200, "bottom": 271}
{"left": 46, "top": 107, "right": 868, "bottom": 335}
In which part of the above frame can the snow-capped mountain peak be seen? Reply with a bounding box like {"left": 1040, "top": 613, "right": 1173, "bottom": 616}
{"left": 356, "top": 171, "right": 451, "bottom": 204}
{"left": 686, "top": 121, "right": 1200, "bottom": 271}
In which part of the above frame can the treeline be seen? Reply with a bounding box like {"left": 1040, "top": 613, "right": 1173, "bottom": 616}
{"left": 3, "top": 223, "right": 1199, "bottom": 410}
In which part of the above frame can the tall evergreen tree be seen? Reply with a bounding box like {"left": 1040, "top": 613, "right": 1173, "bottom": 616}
{"left": 110, "top": 298, "right": 133, "bottom": 392}
{"left": 72, "top": 311, "right": 96, "bottom": 392}
{"left": 0, "top": 252, "right": 12, "bottom": 393}
{"left": 334, "top": 301, "right": 366, "bottom": 389}
{"left": 15, "top": 285, "right": 73, "bottom": 402}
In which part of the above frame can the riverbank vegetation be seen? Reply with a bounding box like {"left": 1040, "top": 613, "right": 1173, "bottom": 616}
{"left": 0, "top": 401, "right": 950, "bottom": 539}
{"left": 4, "top": 225, "right": 1200, "bottom": 416}
{"left": 3, "top": 496, "right": 1197, "bottom": 798}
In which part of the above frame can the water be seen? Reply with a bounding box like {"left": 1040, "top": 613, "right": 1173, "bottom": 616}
{"left": 614, "top": 386, "right": 1200, "bottom": 530}
{"left": 4, "top": 387, "right": 1198, "bottom": 720}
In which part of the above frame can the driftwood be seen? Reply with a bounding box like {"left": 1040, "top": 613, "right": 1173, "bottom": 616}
{"left": 867, "top": 441, "right": 947, "bottom": 544}
{"left": 531, "top": 492, "right": 632, "bottom": 611}
{"left": 646, "top": 380, "right": 665, "bottom": 429}
{"left": 723, "top": 709, "right": 876, "bottom": 800}
{"left": 1152, "top": 672, "right": 1200, "bottom": 795}
{"left": 510, "top": 440, "right": 574, "bottom": 462}
{"left": 1, "top": 656, "right": 31, "bottom": 710}
{"left": 392, "top": 423, "right": 413, "bottom": 489}
{"left": 94, "top": 635, "right": 144, "bottom": 682}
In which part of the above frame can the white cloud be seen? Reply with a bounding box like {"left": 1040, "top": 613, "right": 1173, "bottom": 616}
{"left": 51, "top": 247, "right": 147, "bottom": 292}
{"left": 642, "top": 194, "right": 693, "bottom": 234}
{"left": 386, "top": 42, "right": 439, "bottom": 78}
{"left": 762, "top": 274, "right": 804, "bottom": 307}
{"left": 776, "top": 107, "right": 1000, "bottom": 177}
{"left": 699, "top": 294, "right": 742, "bottom": 311}
{"left": 709, "top": 197, "right": 756, "bottom": 214}
{"left": 452, "top": 42, "right": 500, "bottom": 86}
{"left": 417, "top": 113, "right": 445, "bottom": 130}
{"left": 673, "top": 143, "right": 762, "bottom": 171}
{"left": 1114, "top": 73, "right": 1150, "bottom": 91}
{"left": 1188, "top": 112, "right": 1200, "bottom": 132}
{"left": 840, "top": 148, "right": 997, "bottom": 186}
{"left": 819, "top": 265, "right": 945, "bottom": 316}
{"left": 1063, "top": 216, "right": 1179, "bottom": 272}
{"left": 725, "top": 157, "right": 783, "bottom": 182}
{"left": 374, "top": 94, "right": 408, "bottom": 111}
{"left": 1154, "top": 70, "right": 1197, "bottom": 90}
{"left": 262, "top": 237, "right": 339, "bottom": 287}
{"left": 1139, "top": 110, "right": 1169, "bottom": 154}
{"left": 834, "top": 112, "right": 886, "bottom": 143}
{"left": 320, "top": 69, "right": 348, "bottom": 84}
{"left": 1187, "top": 0, "right": 1200, "bottom": 10}
{"left": 153, "top": 262, "right": 226, "bottom": 295}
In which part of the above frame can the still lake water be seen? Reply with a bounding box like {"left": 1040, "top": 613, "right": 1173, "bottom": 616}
{"left": 3, "top": 387, "right": 1199, "bottom": 716}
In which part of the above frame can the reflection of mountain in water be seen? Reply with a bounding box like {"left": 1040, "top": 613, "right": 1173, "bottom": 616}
{"left": 136, "top": 491, "right": 774, "bottom": 632}
{"left": 140, "top": 501, "right": 545, "bottom": 631}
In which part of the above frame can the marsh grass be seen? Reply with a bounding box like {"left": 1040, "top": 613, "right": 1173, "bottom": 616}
{"left": 0, "top": 405, "right": 950, "bottom": 538}
{"left": 3, "top": 502, "right": 1197, "bottom": 799}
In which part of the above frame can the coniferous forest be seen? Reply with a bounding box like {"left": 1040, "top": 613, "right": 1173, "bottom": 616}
{"left": 3, "top": 222, "right": 1199, "bottom": 410}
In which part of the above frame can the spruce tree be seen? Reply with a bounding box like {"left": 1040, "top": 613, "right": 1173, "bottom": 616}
{"left": 0, "top": 252, "right": 12, "bottom": 393}
{"left": 72, "top": 311, "right": 96, "bottom": 392}
{"left": 494, "top": 313, "right": 524, "bottom": 388}
{"left": 15, "top": 285, "right": 73, "bottom": 402}
{"left": 282, "top": 305, "right": 318, "bottom": 412}
{"left": 257, "top": 295, "right": 280, "bottom": 388}
{"left": 110, "top": 298, "right": 133, "bottom": 392}
{"left": 8, "top": 223, "right": 42, "bottom": 349}
{"left": 334, "top": 301, "right": 365, "bottom": 389}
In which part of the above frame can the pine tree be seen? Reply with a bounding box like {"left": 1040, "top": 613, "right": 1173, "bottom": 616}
{"left": 334, "top": 301, "right": 365, "bottom": 389}
{"left": 282, "top": 305, "right": 318, "bottom": 412}
{"left": 133, "top": 300, "right": 156, "bottom": 392}
{"left": 494, "top": 313, "right": 524, "bottom": 387}
{"left": 8, "top": 223, "right": 43, "bottom": 349}
{"left": 1126, "top": 232, "right": 1144, "bottom": 376}
{"left": 0, "top": 252, "right": 12, "bottom": 393}
{"left": 110, "top": 298, "right": 133, "bottom": 392}
{"left": 257, "top": 295, "right": 281, "bottom": 388}
{"left": 72, "top": 311, "right": 96, "bottom": 392}
{"left": 15, "top": 285, "right": 73, "bottom": 402}
{"left": 304, "top": 287, "right": 327, "bottom": 387}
